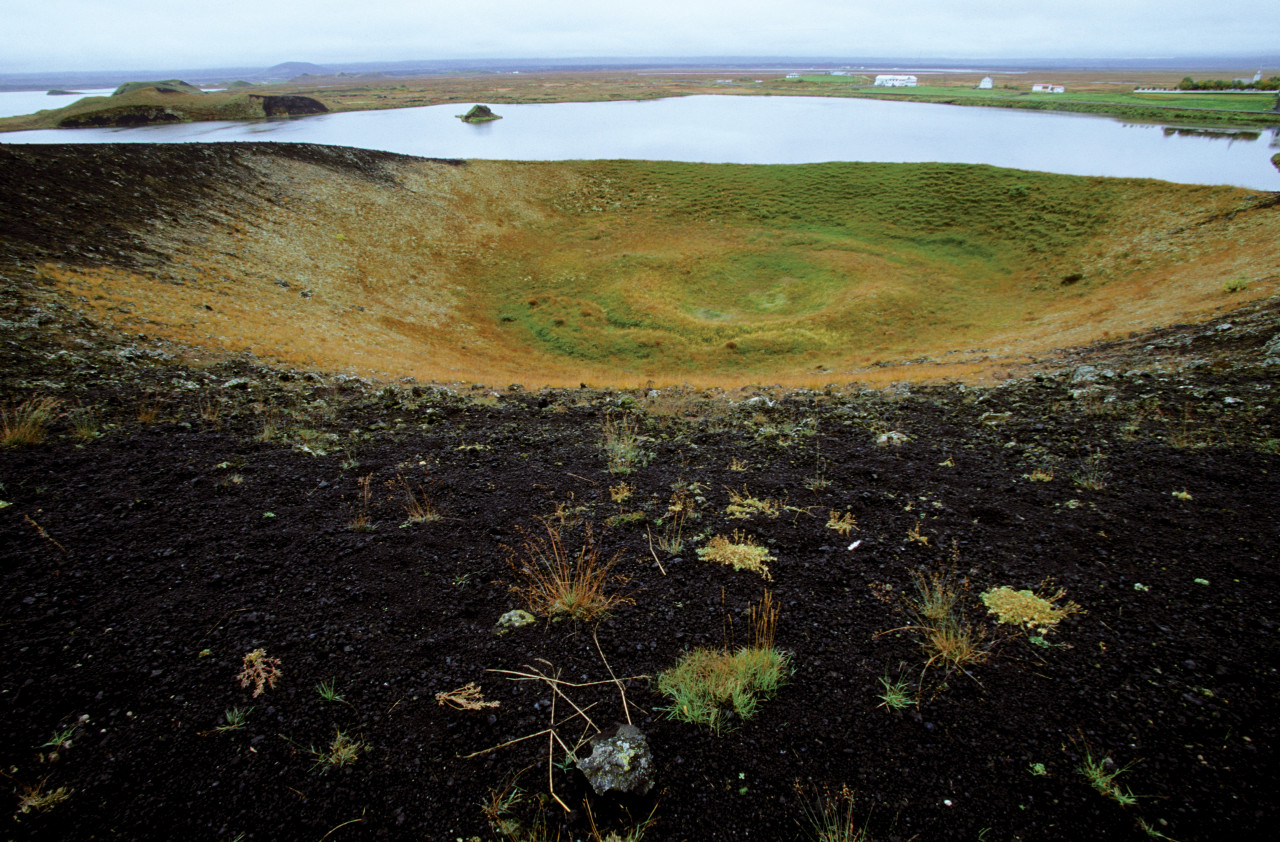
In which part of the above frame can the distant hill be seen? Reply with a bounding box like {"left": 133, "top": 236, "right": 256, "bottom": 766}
{"left": 258, "top": 62, "right": 331, "bottom": 81}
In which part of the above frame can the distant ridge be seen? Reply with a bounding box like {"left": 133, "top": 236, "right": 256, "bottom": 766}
{"left": 256, "top": 61, "right": 331, "bottom": 81}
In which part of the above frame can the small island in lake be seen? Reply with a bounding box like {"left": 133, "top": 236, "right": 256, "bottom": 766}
{"left": 458, "top": 104, "right": 501, "bottom": 123}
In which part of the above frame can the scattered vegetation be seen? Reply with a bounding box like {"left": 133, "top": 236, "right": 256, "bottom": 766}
{"left": 1072, "top": 449, "right": 1110, "bottom": 491}
{"left": 315, "top": 679, "right": 349, "bottom": 705}
{"left": 896, "top": 567, "right": 991, "bottom": 679}
{"left": 346, "top": 472, "right": 376, "bottom": 531}
{"left": 874, "top": 667, "right": 915, "bottom": 711}
{"left": 506, "top": 519, "right": 631, "bottom": 622}
{"left": 826, "top": 510, "right": 858, "bottom": 536}
{"left": 136, "top": 397, "right": 162, "bottom": 424}
{"left": 436, "top": 682, "right": 500, "bottom": 711}
{"left": 214, "top": 705, "right": 251, "bottom": 733}
{"left": 1077, "top": 743, "right": 1139, "bottom": 807}
{"left": 393, "top": 473, "right": 441, "bottom": 524}
{"left": 1, "top": 396, "right": 61, "bottom": 446}
{"left": 480, "top": 774, "right": 556, "bottom": 841}
{"left": 981, "top": 584, "right": 1084, "bottom": 633}
{"left": 725, "top": 486, "right": 784, "bottom": 519}
{"left": 905, "top": 518, "right": 930, "bottom": 546}
{"left": 697, "top": 531, "right": 776, "bottom": 579}
{"left": 309, "top": 729, "right": 363, "bottom": 772}
{"left": 67, "top": 405, "right": 100, "bottom": 441}
{"left": 237, "top": 648, "right": 282, "bottom": 697}
{"left": 658, "top": 592, "right": 789, "bottom": 730}
{"left": 654, "top": 481, "right": 703, "bottom": 555}
{"left": 796, "top": 782, "right": 871, "bottom": 842}
{"left": 601, "top": 414, "right": 649, "bottom": 474}
{"left": 12, "top": 777, "right": 71, "bottom": 817}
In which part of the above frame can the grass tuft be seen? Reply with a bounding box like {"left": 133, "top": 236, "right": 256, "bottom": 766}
{"left": 506, "top": 519, "right": 631, "bottom": 622}
{"left": 1072, "top": 448, "right": 1110, "bottom": 490}
{"left": 214, "top": 705, "right": 252, "bottom": 733}
{"left": 315, "top": 679, "right": 347, "bottom": 704}
{"left": 479, "top": 773, "right": 558, "bottom": 840}
{"left": 601, "top": 414, "right": 649, "bottom": 474}
{"left": 1078, "top": 744, "right": 1139, "bottom": 807}
{"left": 393, "top": 473, "right": 441, "bottom": 524}
{"left": 658, "top": 592, "right": 789, "bottom": 730}
{"left": 309, "top": 729, "right": 363, "bottom": 772}
{"left": 653, "top": 482, "right": 700, "bottom": 554}
{"left": 68, "top": 405, "right": 100, "bottom": 441}
{"left": 896, "top": 568, "right": 991, "bottom": 677}
{"left": 875, "top": 668, "right": 915, "bottom": 711}
{"left": 1, "top": 396, "right": 62, "bottom": 446}
{"left": 797, "top": 782, "right": 871, "bottom": 842}
{"left": 14, "top": 777, "right": 71, "bottom": 817}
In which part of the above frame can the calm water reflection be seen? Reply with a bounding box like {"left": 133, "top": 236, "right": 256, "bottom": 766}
{"left": 0, "top": 89, "right": 114, "bottom": 118}
{"left": 2, "top": 94, "right": 1277, "bottom": 190}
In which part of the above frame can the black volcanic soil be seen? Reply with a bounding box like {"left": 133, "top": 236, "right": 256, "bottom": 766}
{"left": 2, "top": 144, "right": 1280, "bottom": 842}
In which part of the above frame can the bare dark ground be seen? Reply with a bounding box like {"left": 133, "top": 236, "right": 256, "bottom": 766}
{"left": 2, "top": 144, "right": 1279, "bottom": 842}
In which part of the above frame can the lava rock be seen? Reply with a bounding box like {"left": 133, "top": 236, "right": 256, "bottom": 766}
{"left": 575, "top": 724, "right": 655, "bottom": 796}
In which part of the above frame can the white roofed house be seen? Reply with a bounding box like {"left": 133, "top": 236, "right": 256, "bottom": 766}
{"left": 978, "top": 76, "right": 994, "bottom": 89}
{"left": 874, "top": 74, "right": 918, "bottom": 87}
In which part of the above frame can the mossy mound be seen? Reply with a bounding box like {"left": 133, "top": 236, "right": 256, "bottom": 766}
{"left": 459, "top": 104, "right": 501, "bottom": 123}
{"left": 112, "top": 79, "right": 203, "bottom": 96}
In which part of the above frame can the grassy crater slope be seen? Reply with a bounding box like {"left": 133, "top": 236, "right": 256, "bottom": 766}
{"left": 4, "top": 144, "right": 1276, "bottom": 386}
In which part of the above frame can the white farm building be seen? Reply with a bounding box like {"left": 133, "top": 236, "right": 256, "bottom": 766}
{"left": 874, "top": 74, "right": 917, "bottom": 87}
{"left": 978, "top": 76, "right": 994, "bottom": 89}
{"left": 1031, "top": 83, "right": 1065, "bottom": 93}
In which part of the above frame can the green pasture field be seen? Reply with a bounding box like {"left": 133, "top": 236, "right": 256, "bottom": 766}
{"left": 783, "top": 77, "right": 1274, "bottom": 122}
{"left": 788, "top": 77, "right": 1278, "bottom": 113}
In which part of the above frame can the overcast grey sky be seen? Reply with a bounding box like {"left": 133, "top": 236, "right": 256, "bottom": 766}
{"left": 2, "top": 0, "right": 1276, "bottom": 73}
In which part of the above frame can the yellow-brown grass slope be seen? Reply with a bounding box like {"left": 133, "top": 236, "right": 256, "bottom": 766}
{"left": 37, "top": 151, "right": 1280, "bottom": 387}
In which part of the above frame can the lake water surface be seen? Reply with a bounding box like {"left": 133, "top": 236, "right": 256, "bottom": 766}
{"left": 0, "top": 89, "right": 115, "bottom": 118}
{"left": 2, "top": 93, "right": 1277, "bottom": 190}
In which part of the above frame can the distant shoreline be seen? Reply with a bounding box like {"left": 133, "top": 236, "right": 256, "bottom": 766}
{"left": 2, "top": 67, "right": 1278, "bottom": 133}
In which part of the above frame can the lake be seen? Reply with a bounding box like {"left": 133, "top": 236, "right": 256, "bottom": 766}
{"left": 0, "top": 89, "right": 115, "bottom": 118}
{"left": 2, "top": 93, "right": 1277, "bottom": 190}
